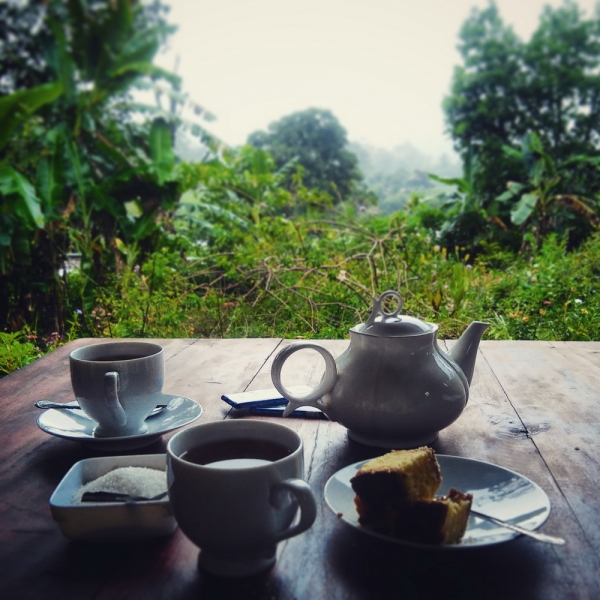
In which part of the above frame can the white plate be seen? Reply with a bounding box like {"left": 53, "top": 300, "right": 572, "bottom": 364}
{"left": 37, "top": 393, "right": 202, "bottom": 451}
{"left": 324, "top": 455, "right": 551, "bottom": 549}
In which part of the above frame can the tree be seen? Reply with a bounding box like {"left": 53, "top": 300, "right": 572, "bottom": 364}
{"left": 0, "top": 0, "right": 180, "bottom": 332}
{"left": 444, "top": 1, "right": 600, "bottom": 205}
{"left": 247, "top": 108, "right": 362, "bottom": 199}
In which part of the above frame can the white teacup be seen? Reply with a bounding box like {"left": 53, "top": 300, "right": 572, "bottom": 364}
{"left": 69, "top": 342, "right": 164, "bottom": 437}
{"left": 167, "top": 420, "right": 317, "bottom": 578}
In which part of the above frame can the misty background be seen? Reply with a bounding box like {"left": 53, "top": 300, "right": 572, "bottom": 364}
{"left": 161, "top": 0, "right": 599, "bottom": 210}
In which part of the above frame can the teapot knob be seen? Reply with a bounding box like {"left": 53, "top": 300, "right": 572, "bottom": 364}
{"left": 364, "top": 290, "right": 404, "bottom": 329}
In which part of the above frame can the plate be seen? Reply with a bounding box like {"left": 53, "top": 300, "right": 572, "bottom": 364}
{"left": 324, "top": 455, "right": 551, "bottom": 549}
{"left": 37, "top": 394, "right": 202, "bottom": 451}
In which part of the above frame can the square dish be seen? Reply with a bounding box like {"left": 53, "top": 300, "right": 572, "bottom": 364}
{"left": 49, "top": 454, "right": 177, "bottom": 541}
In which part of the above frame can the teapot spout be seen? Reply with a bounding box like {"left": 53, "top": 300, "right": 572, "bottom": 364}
{"left": 447, "top": 321, "right": 490, "bottom": 386}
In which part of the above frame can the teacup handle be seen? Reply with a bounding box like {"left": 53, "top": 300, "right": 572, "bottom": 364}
{"left": 271, "top": 478, "right": 317, "bottom": 542}
{"left": 271, "top": 343, "right": 337, "bottom": 417}
{"left": 103, "top": 372, "right": 128, "bottom": 426}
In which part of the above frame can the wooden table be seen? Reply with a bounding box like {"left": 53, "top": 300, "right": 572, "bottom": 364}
{"left": 1, "top": 338, "right": 599, "bottom": 600}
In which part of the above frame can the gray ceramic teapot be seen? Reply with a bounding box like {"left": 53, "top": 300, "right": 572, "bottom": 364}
{"left": 271, "top": 291, "right": 489, "bottom": 448}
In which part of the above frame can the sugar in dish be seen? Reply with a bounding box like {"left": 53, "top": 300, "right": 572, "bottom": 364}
{"left": 74, "top": 466, "right": 167, "bottom": 503}
{"left": 50, "top": 454, "right": 176, "bottom": 541}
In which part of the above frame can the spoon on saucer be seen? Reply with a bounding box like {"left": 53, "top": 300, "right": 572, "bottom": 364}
{"left": 35, "top": 400, "right": 169, "bottom": 413}
{"left": 35, "top": 400, "right": 167, "bottom": 410}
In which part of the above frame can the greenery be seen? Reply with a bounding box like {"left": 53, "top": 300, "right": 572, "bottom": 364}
{"left": 444, "top": 0, "right": 600, "bottom": 249}
{"left": 248, "top": 108, "right": 364, "bottom": 200}
{"left": 0, "top": 331, "right": 39, "bottom": 375}
{"left": 57, "top": 207, "right": 600, "bottom": 343}
{"left": 1, "top": 0, "right": 600, "bottom": 378}
{"left": 0, "top": 0, "right": 192, "bottom": 334}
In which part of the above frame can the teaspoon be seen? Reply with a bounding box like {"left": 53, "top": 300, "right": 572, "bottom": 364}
{"left": 35, "top": 400, "right": 168, "bottom": 410}
{"left": 471, "top": 509, "right": 566, "bottom": 545}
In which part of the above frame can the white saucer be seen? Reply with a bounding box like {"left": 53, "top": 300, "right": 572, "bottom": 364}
{"left": 324, "top": 455, "right": 551, "bottom": 549}
{"left": 37, "top": 394, "right": 202, "bottom": 451}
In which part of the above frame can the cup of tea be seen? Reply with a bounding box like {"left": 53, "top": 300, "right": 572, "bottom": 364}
{"left": 69, "top": 341, "right": 165, "bottom": 437}
{"left": 166, "top": 420, "right": 317, "bottom": 578}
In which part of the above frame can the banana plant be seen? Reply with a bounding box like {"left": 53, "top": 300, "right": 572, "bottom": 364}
{"left": 423, "top": 152, "right": 494, "bottom": 253}
{"left": 42, "top": 1, "right": 181, "bottom": 301}
{"left": 0, "top": 82, "right": 63, "bottom": 273}
{"left": 498, "top": 132, "right": 600, "bottom": 240}
{"left": 0, "top": 0, "right": 183, "bottom": 332}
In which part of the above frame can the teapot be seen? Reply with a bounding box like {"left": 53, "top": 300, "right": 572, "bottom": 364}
{"left": 271, "top": 291, "right": 489, "bottom": 448}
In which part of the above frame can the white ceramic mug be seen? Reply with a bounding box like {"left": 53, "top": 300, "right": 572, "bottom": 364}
{"left": 166, "top": 420, "right": 317, "bottom": 578}
{"left": 69, "top": 341, "right": 164, "bottom": 437}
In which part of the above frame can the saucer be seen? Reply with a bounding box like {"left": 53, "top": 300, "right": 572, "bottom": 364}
{"left": 325, "top": 455, "right": 551, "bottom": 549}
{"left": 37, "top": 394, "right": 202, "bottom": 451}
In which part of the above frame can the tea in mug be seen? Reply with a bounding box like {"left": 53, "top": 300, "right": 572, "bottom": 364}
{"left": 181, "top": 438, "right": 291, "bottom": 469}
{"left": 91, "top": 354, "right": 148, "bottom": 362}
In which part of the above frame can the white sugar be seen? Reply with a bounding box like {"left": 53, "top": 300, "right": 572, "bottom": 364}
{"left": 73, "top": 466, "right": 167, "bottom": 503}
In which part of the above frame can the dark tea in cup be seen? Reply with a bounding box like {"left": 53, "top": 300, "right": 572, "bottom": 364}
{"left": 167, "top": 420, "right": 317, "bottom": 577}
{"left": 181, "top": 438, "right": 292, "bottom": 469}
{"left": 91, "top": 354, "right": 148, "bottom": 362}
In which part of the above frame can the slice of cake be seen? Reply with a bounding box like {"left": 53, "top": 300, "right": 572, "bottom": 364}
{"left": 350, "top": 447, "right": 442, "bottom": 506}
{"left": 350, "top": 448, "right": 472, "bottom": 545}
{"left": 393, "top": 488, "right": 473, "bottom": 544}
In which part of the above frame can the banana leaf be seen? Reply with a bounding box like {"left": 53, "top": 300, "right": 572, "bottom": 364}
{"left": 510, "top": 193, "right": 539, "bottom": 226}
{"left": 0, "top": 82, "right": 63, "bottom": 151}
{"left": 0, "top": 164, "right": 44, "bottom": 229}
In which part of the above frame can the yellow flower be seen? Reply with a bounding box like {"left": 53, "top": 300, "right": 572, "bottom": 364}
{"left": 539, "top": 309, "right": 546, "bottom": 316}
{"left": 581, "top": 308, "right": 589, "bottom": 315}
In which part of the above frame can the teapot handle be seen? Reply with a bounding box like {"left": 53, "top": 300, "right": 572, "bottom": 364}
{"left": 271, "top": 343, "right": 337, "bottom": 417}
{"left": 363, "top": 290, "right": 403, "bottom": 329}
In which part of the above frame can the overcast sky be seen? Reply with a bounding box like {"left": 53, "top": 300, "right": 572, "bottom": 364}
{"left": 157, "top": 0, "right": 600, "bottom": 158}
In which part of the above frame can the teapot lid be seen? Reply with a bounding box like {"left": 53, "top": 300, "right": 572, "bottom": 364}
{"left": 354, "top": 291, "right": 434, "bottom": 336}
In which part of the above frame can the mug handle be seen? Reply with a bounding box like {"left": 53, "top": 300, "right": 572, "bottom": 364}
{"left": 271, "top": 342, "right": 337, "bottom": 417}
{"left": 103, "top": 372, "right": 128, "bottom": 426}
{"left": 271, "top": 478, "right": 317, "bottom": 543}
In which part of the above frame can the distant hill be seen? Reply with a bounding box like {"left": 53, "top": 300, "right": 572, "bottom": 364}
{"left": 349, "top": 141, "right": 462, "bottom": 214}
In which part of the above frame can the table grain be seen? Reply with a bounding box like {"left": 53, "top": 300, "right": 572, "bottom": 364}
{"left": 0, "top": 338, "right": 599, "bottom": 600}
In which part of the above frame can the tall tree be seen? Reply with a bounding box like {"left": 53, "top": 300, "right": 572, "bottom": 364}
{"left": 0, "top": 0, "right": 180, "bottom": 332}
{"left": 444, "top": 0, "right": 600, "bottom": 202}
{"left": 247, "top": 108, "right": 362, "bottom": 199}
